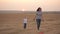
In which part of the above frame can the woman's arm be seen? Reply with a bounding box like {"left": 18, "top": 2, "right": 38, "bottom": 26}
{"left": 33, "top": 15, "right": 36, "bottom": 21}
{"left": 41, "top": 14, "right": 44, "bottom": 22}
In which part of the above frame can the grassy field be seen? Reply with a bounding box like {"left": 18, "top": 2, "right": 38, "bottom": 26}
{"left": 0, "top": 12, "right": 60, "bottom": 34}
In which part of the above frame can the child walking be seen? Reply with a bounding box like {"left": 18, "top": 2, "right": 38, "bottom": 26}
{"left": 23, "top": 16, "right": 27, "bottom": 29}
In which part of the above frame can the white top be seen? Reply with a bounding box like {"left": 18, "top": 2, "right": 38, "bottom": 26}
{"left": 36, "top": 11, "right": 42, "bottom": 19}
{"left": 23, "top": 18, "right": 27, "bottom": 23}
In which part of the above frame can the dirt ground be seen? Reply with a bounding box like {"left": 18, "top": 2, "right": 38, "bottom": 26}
{"left": 0, "top": 12, "right": 60, "bottom": 34}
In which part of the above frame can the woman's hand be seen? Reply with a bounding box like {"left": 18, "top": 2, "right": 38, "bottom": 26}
{"left": 41, "top": 15, "right": 44, "bottom": 22}
{"left": 33, "top": 18, "right": 35, "bottom": 21}
{"left": 41, "top": 19, "right": 44, "bottom": 22}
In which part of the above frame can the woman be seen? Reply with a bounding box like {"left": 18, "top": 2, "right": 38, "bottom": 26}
{"left": 35, "top": 7, "right": 43, "bottom": 30}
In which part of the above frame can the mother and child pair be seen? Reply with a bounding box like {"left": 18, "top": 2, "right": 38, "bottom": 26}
{"left": 23, "top": 7, "right": 44, "bottom": 30}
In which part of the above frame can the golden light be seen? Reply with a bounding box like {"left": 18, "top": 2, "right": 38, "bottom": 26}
{"left": 22, "top": 9, "right": 25, "bottom": 11}
{"left": 0, "top": 0, "right": 60, "bottom": 11}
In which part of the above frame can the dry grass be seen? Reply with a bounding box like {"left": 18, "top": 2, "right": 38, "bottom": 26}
{"left": 0, "top": 12, "right": 60, "bottom": 34}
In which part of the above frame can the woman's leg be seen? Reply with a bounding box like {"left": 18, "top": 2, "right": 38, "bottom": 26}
{"left": 36, "top": 19, "right": 41, "bottom": 30}
{"left": 36, "top": 19, "right": 39, "bottom": 30}
{"left": 38, "top": 19, "right": 41, "bottom": 29}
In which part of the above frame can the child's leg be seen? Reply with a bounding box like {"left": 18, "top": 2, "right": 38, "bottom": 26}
{"left": 24, "top": 23, "right": 26, "bottom": 29}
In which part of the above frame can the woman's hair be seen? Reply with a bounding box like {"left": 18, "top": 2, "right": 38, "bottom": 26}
{"left": 37, "top": 7, "right": 42, "bottom": 11}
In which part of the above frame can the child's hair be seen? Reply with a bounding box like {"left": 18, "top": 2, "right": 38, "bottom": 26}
{"left": 24, "top": 16, "right": 27, "bottom": 18}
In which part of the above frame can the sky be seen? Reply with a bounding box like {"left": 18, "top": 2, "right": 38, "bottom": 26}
{"left": 0, "top": 0, "right": 60, "bottom": 11}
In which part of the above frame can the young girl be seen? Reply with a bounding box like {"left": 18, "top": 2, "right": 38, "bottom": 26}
{"left": 23, "top": 16, "right": 27, "bottom": 29}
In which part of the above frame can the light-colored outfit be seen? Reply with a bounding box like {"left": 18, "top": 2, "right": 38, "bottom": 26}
{"left": 36, "top": 11, "right": 42, "bottom": 30}
{"left": 23, "top": 18, "right": 27, "bottom": 29}
{"left": 36, "top": 11, "right": 42, "bottom": 19}
{"left": 23, "top": 18, "right": 27, "bottom": 23}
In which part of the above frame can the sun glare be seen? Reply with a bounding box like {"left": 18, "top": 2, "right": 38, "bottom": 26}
{"left": 22, "top": 9, "right": 25, "bottom": 11}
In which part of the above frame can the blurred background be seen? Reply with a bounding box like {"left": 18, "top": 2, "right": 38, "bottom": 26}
{"left": 0, "top": 0, "right": 60, "bottom": 34}
{"left": 0, "top": 0, "right": 60, "bottom": 11}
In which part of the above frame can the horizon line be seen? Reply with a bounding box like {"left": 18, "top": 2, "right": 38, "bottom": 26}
{"left": 0, "top": 11, "right": 60, "bottom": 14}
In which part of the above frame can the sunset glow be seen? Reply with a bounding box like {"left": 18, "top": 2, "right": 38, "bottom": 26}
{"left": 0, "top": 0, "right": 60, "bottom": 11}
